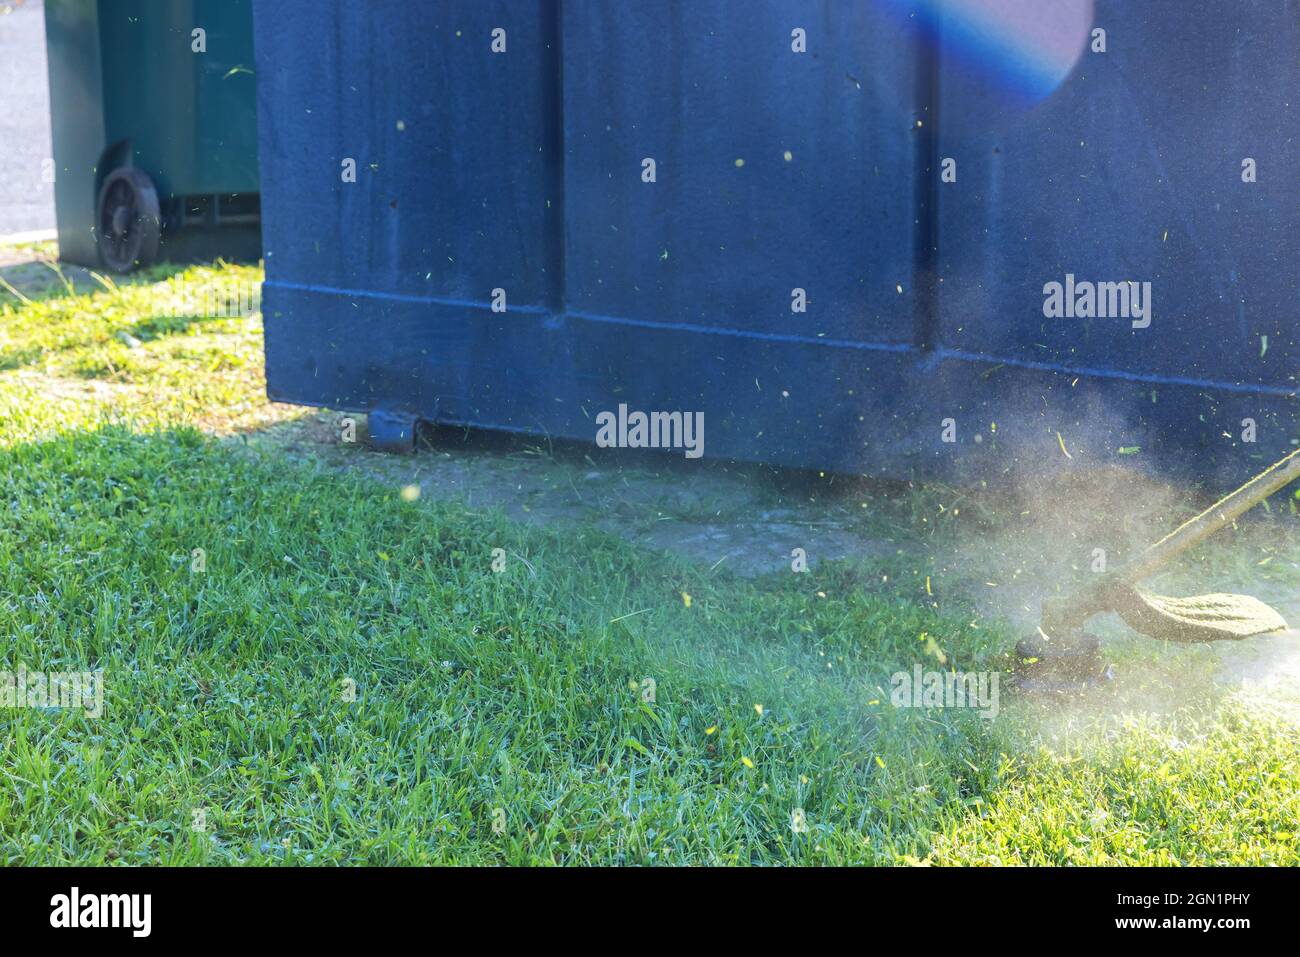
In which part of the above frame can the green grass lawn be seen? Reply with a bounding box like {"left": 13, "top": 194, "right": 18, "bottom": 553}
{"left": 1, "top": 254, "right": 1298, "bottom": 864}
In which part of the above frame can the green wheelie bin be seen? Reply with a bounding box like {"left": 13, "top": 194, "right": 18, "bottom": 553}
{"left": 43, "top": 0, "right": 259, "bottom": 272}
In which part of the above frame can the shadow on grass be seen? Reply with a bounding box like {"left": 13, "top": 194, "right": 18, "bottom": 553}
{"left": 0, "top": 253, "right": 192, "bottom": 306}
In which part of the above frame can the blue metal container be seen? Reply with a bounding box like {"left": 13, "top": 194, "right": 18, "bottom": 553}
{"left": 254, "top": 0, "right": 1297, "bottom": 481}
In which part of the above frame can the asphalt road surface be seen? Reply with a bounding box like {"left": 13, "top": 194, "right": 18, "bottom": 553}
{"left": 0, "top": 0, "right": 55, "bottom": 235}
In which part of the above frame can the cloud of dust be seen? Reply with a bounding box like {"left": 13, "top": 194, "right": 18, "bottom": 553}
{"left": 926, "top": 383, "right": 1300, "bottom": 724}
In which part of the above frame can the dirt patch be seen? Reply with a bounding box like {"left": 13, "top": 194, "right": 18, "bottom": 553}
{"left": 245, "top": 412, "right": 906, "bottom": 577}
{"left": 1, "top": 367, "right": 134, "bottom": 403}
{"left": 232, "top": 409, "right": 1300, "bottom": 718}
{"left": 0, "top": 242, "right": 102, "bottom": 300}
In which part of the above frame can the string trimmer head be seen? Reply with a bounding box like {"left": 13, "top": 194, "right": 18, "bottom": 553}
{"left": 1013, "top": 449, "right": 1299, "bottom": 694}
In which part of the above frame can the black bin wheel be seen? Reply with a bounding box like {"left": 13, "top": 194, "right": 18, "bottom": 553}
{"left": 96, "top": 167, "right": 162, "bottom": 273}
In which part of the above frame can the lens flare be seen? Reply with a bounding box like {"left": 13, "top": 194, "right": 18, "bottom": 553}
{"left": 881, "top": 0, "right": 1095, "bottom": 105}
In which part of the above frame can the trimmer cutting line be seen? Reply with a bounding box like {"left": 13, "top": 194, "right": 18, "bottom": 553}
{"left": 1015, "top": 448, "right": 1300, "bottom": 693}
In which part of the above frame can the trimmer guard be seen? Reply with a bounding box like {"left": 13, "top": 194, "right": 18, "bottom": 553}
{"left": 1111, "top": 586, "right": 1288, "bottom": 644}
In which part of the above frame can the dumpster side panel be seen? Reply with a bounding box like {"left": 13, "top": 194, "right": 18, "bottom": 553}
{"left": 259, "top": 0, "right": 935, "bottom": 473}
{"left": 256, "top": 0, "right": 559, "bottom": 303}
{"left": 256, "top": 0, "right": 1298, "bottom": 481}
{"left": 933, "top": 0, "right": 1300, "bottom": 479}
{"left": 258, "top": 0, "right": 569, "bottom": 424}
{"left": 561, "top": 0, "right": 925, "bottom": 345}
